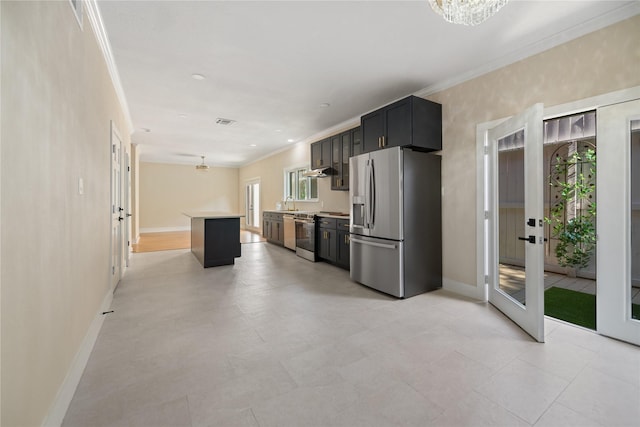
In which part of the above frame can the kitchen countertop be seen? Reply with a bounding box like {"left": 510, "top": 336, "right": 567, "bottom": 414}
{"left": 263, "top": 210, "right": 312, "bottom": 214}
{"left": 263, "top": 210, "right": 350, "bottom": 219}
{"left": 183, "top": 212, "right": 245, "bottom": 219}
{"left": 316, "top": 212, "right": 351, "bottom": 219}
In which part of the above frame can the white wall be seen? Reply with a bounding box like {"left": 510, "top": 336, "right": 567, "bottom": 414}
{"left": 1, "top": 2, "right": 131, "bottom": 426}
{"left": 139, "top": 162, "right": 239, "bottom": 231}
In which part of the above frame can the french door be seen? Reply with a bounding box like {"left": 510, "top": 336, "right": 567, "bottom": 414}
{"left": 487, "top": 104, "right": 545, "bottom": 342}
{"left": 245, "top": 180, "right": 260, "bottom": 230}
{"left": 596, "top": 99, "right": 640, "bottom": 346}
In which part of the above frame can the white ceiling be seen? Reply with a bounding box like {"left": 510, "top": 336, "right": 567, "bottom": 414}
{"left": 97, "top": 0, "right": 638, "bottom": 167}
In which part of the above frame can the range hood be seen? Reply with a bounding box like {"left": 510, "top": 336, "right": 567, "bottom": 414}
{"left": 303, "top": 167, "right": 330, "bottom": 178}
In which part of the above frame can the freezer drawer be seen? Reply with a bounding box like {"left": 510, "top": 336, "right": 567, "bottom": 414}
{"left": 350, "top": 234, "right": 403, "bottom": 298}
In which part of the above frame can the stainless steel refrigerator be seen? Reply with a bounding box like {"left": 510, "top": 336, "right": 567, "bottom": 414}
{"left": 349, "top": 146, "right": 441, "bottom": 298}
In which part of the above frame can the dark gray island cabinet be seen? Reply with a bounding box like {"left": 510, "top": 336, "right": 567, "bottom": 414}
{"left": 184, "top": 212, "right": 244, "bottom": 267}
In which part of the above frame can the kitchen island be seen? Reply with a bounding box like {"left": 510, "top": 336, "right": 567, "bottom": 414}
{"left": 183, "top": 212, "right": 244, "bottom": 267}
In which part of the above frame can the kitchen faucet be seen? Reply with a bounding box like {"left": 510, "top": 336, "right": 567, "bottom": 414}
{"left": 285, "top": 195, "right": 296, "bottom": 211}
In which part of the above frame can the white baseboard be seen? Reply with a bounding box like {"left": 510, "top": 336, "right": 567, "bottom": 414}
{"left": 443, "top": 277, "right": 486, "bottom": 301}
{"left": 42, "top": 289, "right": 114, "bottom": 427}
{"left": 139, "top": 226, "right": 190, "bottom": 233}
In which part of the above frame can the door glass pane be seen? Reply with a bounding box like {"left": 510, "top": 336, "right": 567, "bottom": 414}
{"left": 252, "top": 183, "right": 260, "bottom": 227}
{"left": 498, "top": 130, "right": 526, "bottom": 305}
{"left": 631, "top": 120, "right": 640, "bottom": 320}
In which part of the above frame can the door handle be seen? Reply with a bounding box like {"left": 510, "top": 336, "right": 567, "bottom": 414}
{"left": 518, "top": 235, "right": 536, "bottom": 244}
{"left": 350, "top": 237, "right": 396, "bottom": 250}
{"left": 118, "top": 217, "right": 124, "bottom": 222}
{"left": 126, "top": 213, "right": 132, "bottom": 217}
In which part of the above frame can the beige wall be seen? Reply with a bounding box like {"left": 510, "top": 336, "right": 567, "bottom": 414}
{"left": 428, "top": 15, "right": 640, "bottom": 290}
{"left": 1, "top": 2, "right": 131, "bottom": 426}
{"left": 239, "top": 15, "right": 640, "bottom": 291}
{"left": 139, "top": 162, "right": 239, "bottom": 231}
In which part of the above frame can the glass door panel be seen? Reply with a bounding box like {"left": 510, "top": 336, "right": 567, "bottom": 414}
{"left": 488, "top": 104, "right": 545, "bottom": 342}
{"left": 245, "top": 181, "right": 260, "bottom": 229}
{"left": 498, "top": 140, "right": 526, "bottom": 305}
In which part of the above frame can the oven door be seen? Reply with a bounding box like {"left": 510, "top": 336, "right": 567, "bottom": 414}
{"left": 295, "top": 219, "right": 316, "bottom": 261}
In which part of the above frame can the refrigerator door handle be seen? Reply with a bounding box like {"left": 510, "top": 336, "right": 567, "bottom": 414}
{"left": 364, "top": 160, "right": 371, "bottom": 228}
{"left": 350, "top": 237, "right": 397, "bottom": 250}
{"left": 369, "top": 159, "right": 375, "bottom": 228}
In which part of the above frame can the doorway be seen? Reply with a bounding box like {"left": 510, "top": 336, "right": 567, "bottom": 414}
{"left": 245, "top": 179, "right": 260, "bottom": 231}
{"left": 481, "top": 91, "right": 640, "bottom": 346}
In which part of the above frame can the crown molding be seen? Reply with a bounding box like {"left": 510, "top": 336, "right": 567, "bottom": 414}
{"left": 416, "top": 1, "right": 640, "bottom": 99}
{"left": 85, "top": 0, "right": 134, "bottom": 135}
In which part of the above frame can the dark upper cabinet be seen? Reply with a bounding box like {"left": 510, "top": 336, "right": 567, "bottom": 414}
{"left": 361, "top": 95, "right": 442, "bottom": 153}
{"left": 310, "top": 138, "right": 331, "bottom": 169}
{"left": 351, "top": 127, "right": 362, "bottom": 157}
{"left": 331, "top": 131, "right": 351, "bottom": 191}
{"left": 362, "top": 109, "right": 384, "bottom": 153}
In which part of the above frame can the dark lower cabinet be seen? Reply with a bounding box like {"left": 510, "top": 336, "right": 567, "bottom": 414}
{"left": 317, "top": 216, "right": 349, "bottom": 270}
{"left": 263, "top": 212, "right": 284, "bottom": 246}
{"left": 191, "top": 217, "right": 241, "bottom": 267}
{"left": 336, "top": 219, "right": 350, "bottom": 269}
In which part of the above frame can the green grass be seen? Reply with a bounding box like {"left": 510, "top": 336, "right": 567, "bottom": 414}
{"left": 544, "top": 287, "right": 596, "bottom": 329}
{"left": 544, "top": 287, "right": 640, "bottom": 330}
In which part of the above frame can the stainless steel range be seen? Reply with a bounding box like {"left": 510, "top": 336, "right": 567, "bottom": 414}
{"left": 294, "top": 212, "right": 317, "bottom": 261}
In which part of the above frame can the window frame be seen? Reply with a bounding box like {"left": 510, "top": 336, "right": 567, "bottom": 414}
{"left": 283, "top": 165, "right": 319, "bottom": 202}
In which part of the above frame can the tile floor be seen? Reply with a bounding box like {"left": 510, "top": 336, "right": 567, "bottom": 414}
{"left": 63, "top": 243, "right": 640, "bottom": 427}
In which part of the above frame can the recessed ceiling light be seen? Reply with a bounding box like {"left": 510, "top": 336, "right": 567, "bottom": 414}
{"left": 287, "top": 139, "right": 295, "bottom": 143}
{"left": 319, "top": 103, "right": 330, "bottom": 108}
{"left": 178, "top": 114, "right": 188, "bottom": 119}
{"left": 249, "top": 144, "right": 257, "bottom": 147}
{"left": 191, "top": 73, "right": 206, "bottom": 80}
{"left": 138, "top": 128, "right": 151, "bottom": 133}
{"left": 275, "top": 129, "right": 282, "bottom": 133}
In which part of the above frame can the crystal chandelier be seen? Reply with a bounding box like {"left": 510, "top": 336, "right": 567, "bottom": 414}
{"left": 428, "top": 0, "right": 509, "bottom": 26}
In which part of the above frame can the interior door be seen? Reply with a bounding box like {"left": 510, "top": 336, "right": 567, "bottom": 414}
{"left": 487, "top": 103, "right": 545, "bottom": 342}
{"left": 596, "top": 99, "right": 640, "bottom": 346}
{"left": 110, "top": 127, "right": 122, "bottom": 290}
{"left": 123, "top": 147, "right": 131, "bottom": 268}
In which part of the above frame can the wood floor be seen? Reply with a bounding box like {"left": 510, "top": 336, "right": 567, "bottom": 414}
{"left": 132, "top": 229, "right": 265, "bottom": 253}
